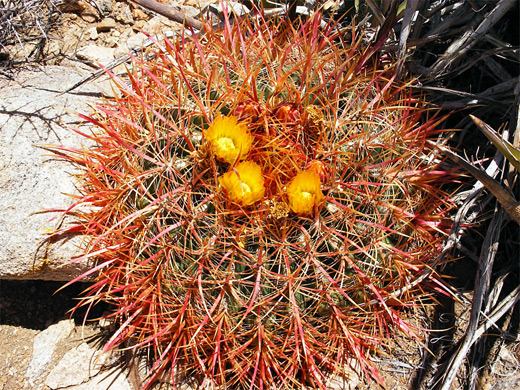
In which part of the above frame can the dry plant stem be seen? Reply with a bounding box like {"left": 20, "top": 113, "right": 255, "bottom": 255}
{"left": 485, "top": 35, "right": 520, "bottom": 63}
{"left": 130, "top": 0, "right": 204, "bottom": 31}
{"left": 514, "top": 83, "right": 520, "bottom": 148}
{"left": 286, "top": 0, "right": 298, "bottom": 21}
{"left": 0, "top": 0, "right": 61, "bottom": 62}
{"left": 438, "top": 145, "right": 520, "bottom": 225}
{"left": 472, "top": 284, "right": 520, "bottom": 344}
{"left": 438, "top": 207, "right": 505, "bottom": 390}
{"left": 396, "top": 0, "right": 419, "bottom": 79}
{"left": 430, "top": 0, "right": 517, "bottom": 76}
{"left": 421, "top": 76, "right": 517, "bottom": 109}
{"left": 468, "top": 286, "right": 520, "bottom": 390}
{"left": 471, "top": 115, "right": 520, "bottom": 172}
{"left": 469, "top": 267, "right": 517, "bottom": 390}
{"left": 448, "top": 142, "right": 503, "bottom": 238}
{"left": 423, "top": 1, "right": 471, "bottom": 40}
{"left": 478, "top": 77, "right": 519, "bottom": 98}
{"left": 365, "top": 0, "right": 385, "bottom": 25}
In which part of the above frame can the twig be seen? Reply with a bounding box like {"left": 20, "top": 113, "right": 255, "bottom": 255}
{"left": 437, "top": 145, "right": 520, "bottom": 225}
{"left": 469, "top": 262, "right": 512, "bottom": 388}
{"left": 425, "top": 0, "right": 465, "bottom": 19}
{"left": 471, "top": 283, "right": 520, "bottom": 344}
{"left": 430, "top": 0, "right": 517, "bottom": 75}
{"left": 423, "top": 1, "right": 471, "bottom": 40}
{"left": 285, "top": 0, "right": 298, "bottom": 22}
{"left": 438, "top": 206, "right": 505, "bottom": 390}
{"left": 129, "top": 0, "right": 204, "bottom": 31}
{"left": 365, "top": 0, "right": 385, "bottom": 26}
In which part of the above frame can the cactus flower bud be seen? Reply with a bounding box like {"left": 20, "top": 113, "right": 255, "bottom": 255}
{"left": 235, "top": 100, "right": 262, "bottom": 123}
{"left": 272, "top": 102, "right": 301, "bottom": 124}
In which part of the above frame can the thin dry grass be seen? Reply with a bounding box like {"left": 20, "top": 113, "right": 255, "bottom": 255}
{"left": 0, "top": 0, "right": 62, "bottom": 64}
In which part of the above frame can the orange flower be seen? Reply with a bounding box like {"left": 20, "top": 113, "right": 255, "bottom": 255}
{"left": 287, "top": 169, "right": 324, "bottom": 214}
{"left": 219, "top": 161, "right": 265, "bottom": 206}
{"left": 204, "top": 115, "right": 253, "bottom": 164}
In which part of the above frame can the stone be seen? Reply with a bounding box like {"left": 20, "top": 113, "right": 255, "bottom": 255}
{"left": 142, "top": 15, "right": 178, "bottom": 33}
{"left": 0, "top": 66, "right": 112, "bottom": 280}
{"left": 326, "top": 360, "right": 361, "bottom": 390}
{"left": 88, "top": 27, "right": 99, "bottom": 40}
{"left": 25, "top": 320, "right": 75, "bottom": 386}
{"left": 125, "top": 32, "right": 148, "bottom": 52}
{"left": 81, "top": 14, "right": 98, "bottom": 23}
{"left": 60, "top": 24, "right": 84, "bottom": 55}
{"left": 76, "top": 44, "right": 116, "bottom": 66}
{"left": 105, "top": 36, "right": 119, "bottom": 48}
{"left": 59, "top": 0, "right": 99, "bottom": 22}
{"left": 1, "top": 42, "right": 37, "bottom": 63}
{"left": 100, "top": 0, "right": 114, "bottom": 13}
{"left": 132, "top": 7, "right": 148, "bottom": 20}
{"left": 46, "top": 40, "right": 63, "bottom": 58}
{"left": 96, "top": 17, "right": 117, "bottom": 33}
{"left": 44, "top": 342, "right": 102, "bottom": 388}
{"left": 211, "top": 1, "right": 250, "bottom": 16}
{"left": 59, "top": 0, "right": 98, "bottom": 17}
{"left": 114, "top": 2, "right": 135, "bottom": 25}
{"left": 132, "top": 20, "right": 146, "bottom": 32}
{"left": 62, "top": 368, "right": 133, "bottom": 390}
{"left": 45, "top": 342, "right": 133, "bottom": 390}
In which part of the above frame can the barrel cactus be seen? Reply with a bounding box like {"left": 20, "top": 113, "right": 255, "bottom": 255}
{"left": 55, "top": 10, "right": 460, "bottom": 389}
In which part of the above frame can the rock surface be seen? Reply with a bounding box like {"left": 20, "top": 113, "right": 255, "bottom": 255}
{"left": 2, "top": 318, "right": 134, "bottom": 390}
{"left": 76, "top": 44, "right": 116, "bottom": 64}
{"left": 25, "top": 320, "right": 76, "bottom": 386}
{"left": 45, "top": 342, "right": 114, "bottom": 389}
{"left": 0, "top": 66, "right": 112, "bottom": 281}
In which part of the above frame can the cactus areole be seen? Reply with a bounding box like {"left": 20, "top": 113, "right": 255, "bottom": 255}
{"left": 56, "top": 11, "right": 461, "bottom": 390}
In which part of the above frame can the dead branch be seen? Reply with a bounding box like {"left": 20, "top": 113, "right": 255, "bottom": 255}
{"left": 129, "top": 0, "right": 204, "bottom": 31}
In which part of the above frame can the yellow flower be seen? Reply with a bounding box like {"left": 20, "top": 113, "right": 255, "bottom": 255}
{"left": 287, "top": 169, "right": 325, "bottom": 214}
{"left": 204, "top": 115, "right": 253, "bottom": 164}
{"left": 219, "top": 161, "right": 265, "bottom": 206}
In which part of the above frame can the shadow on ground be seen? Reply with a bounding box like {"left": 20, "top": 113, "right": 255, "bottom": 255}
{"left": 0, "top": 280, "right": 109, "bottom": 330}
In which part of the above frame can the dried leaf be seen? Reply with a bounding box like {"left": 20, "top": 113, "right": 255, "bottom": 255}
{"left": 437, "top": 144, "right": 520, "bottom": 225}
{"left": 470, "top": 115, "right": 520, "bottom": 172}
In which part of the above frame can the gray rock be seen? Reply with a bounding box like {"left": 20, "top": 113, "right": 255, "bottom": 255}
{"left": 0, "top": 66, "right": 110, "bottom": 280}
{"left": 88, "top": 26, "right": 99, "bottom": 40}
{"left": 25, "top": 319, "right": 75, "bottom": 385}
{"left": 114, "top": 2, "right": 134, "bottom": 25}
{"left": 76, "top": 44, "right": 116, "bottom": 66}
{"left": 44, "top": 342, "right": 102, "bottom": 388}
{"left": 62, "top": 369, "right": 133, "bottom": 390}
{"left": 124, "top": 31, "right": 148, "bottom": 52}
{"left": 45, "top": 342, "right": 132, "bottom": 390}
{"left": 100, "top": 0, "right": 113, "bottom": 13}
